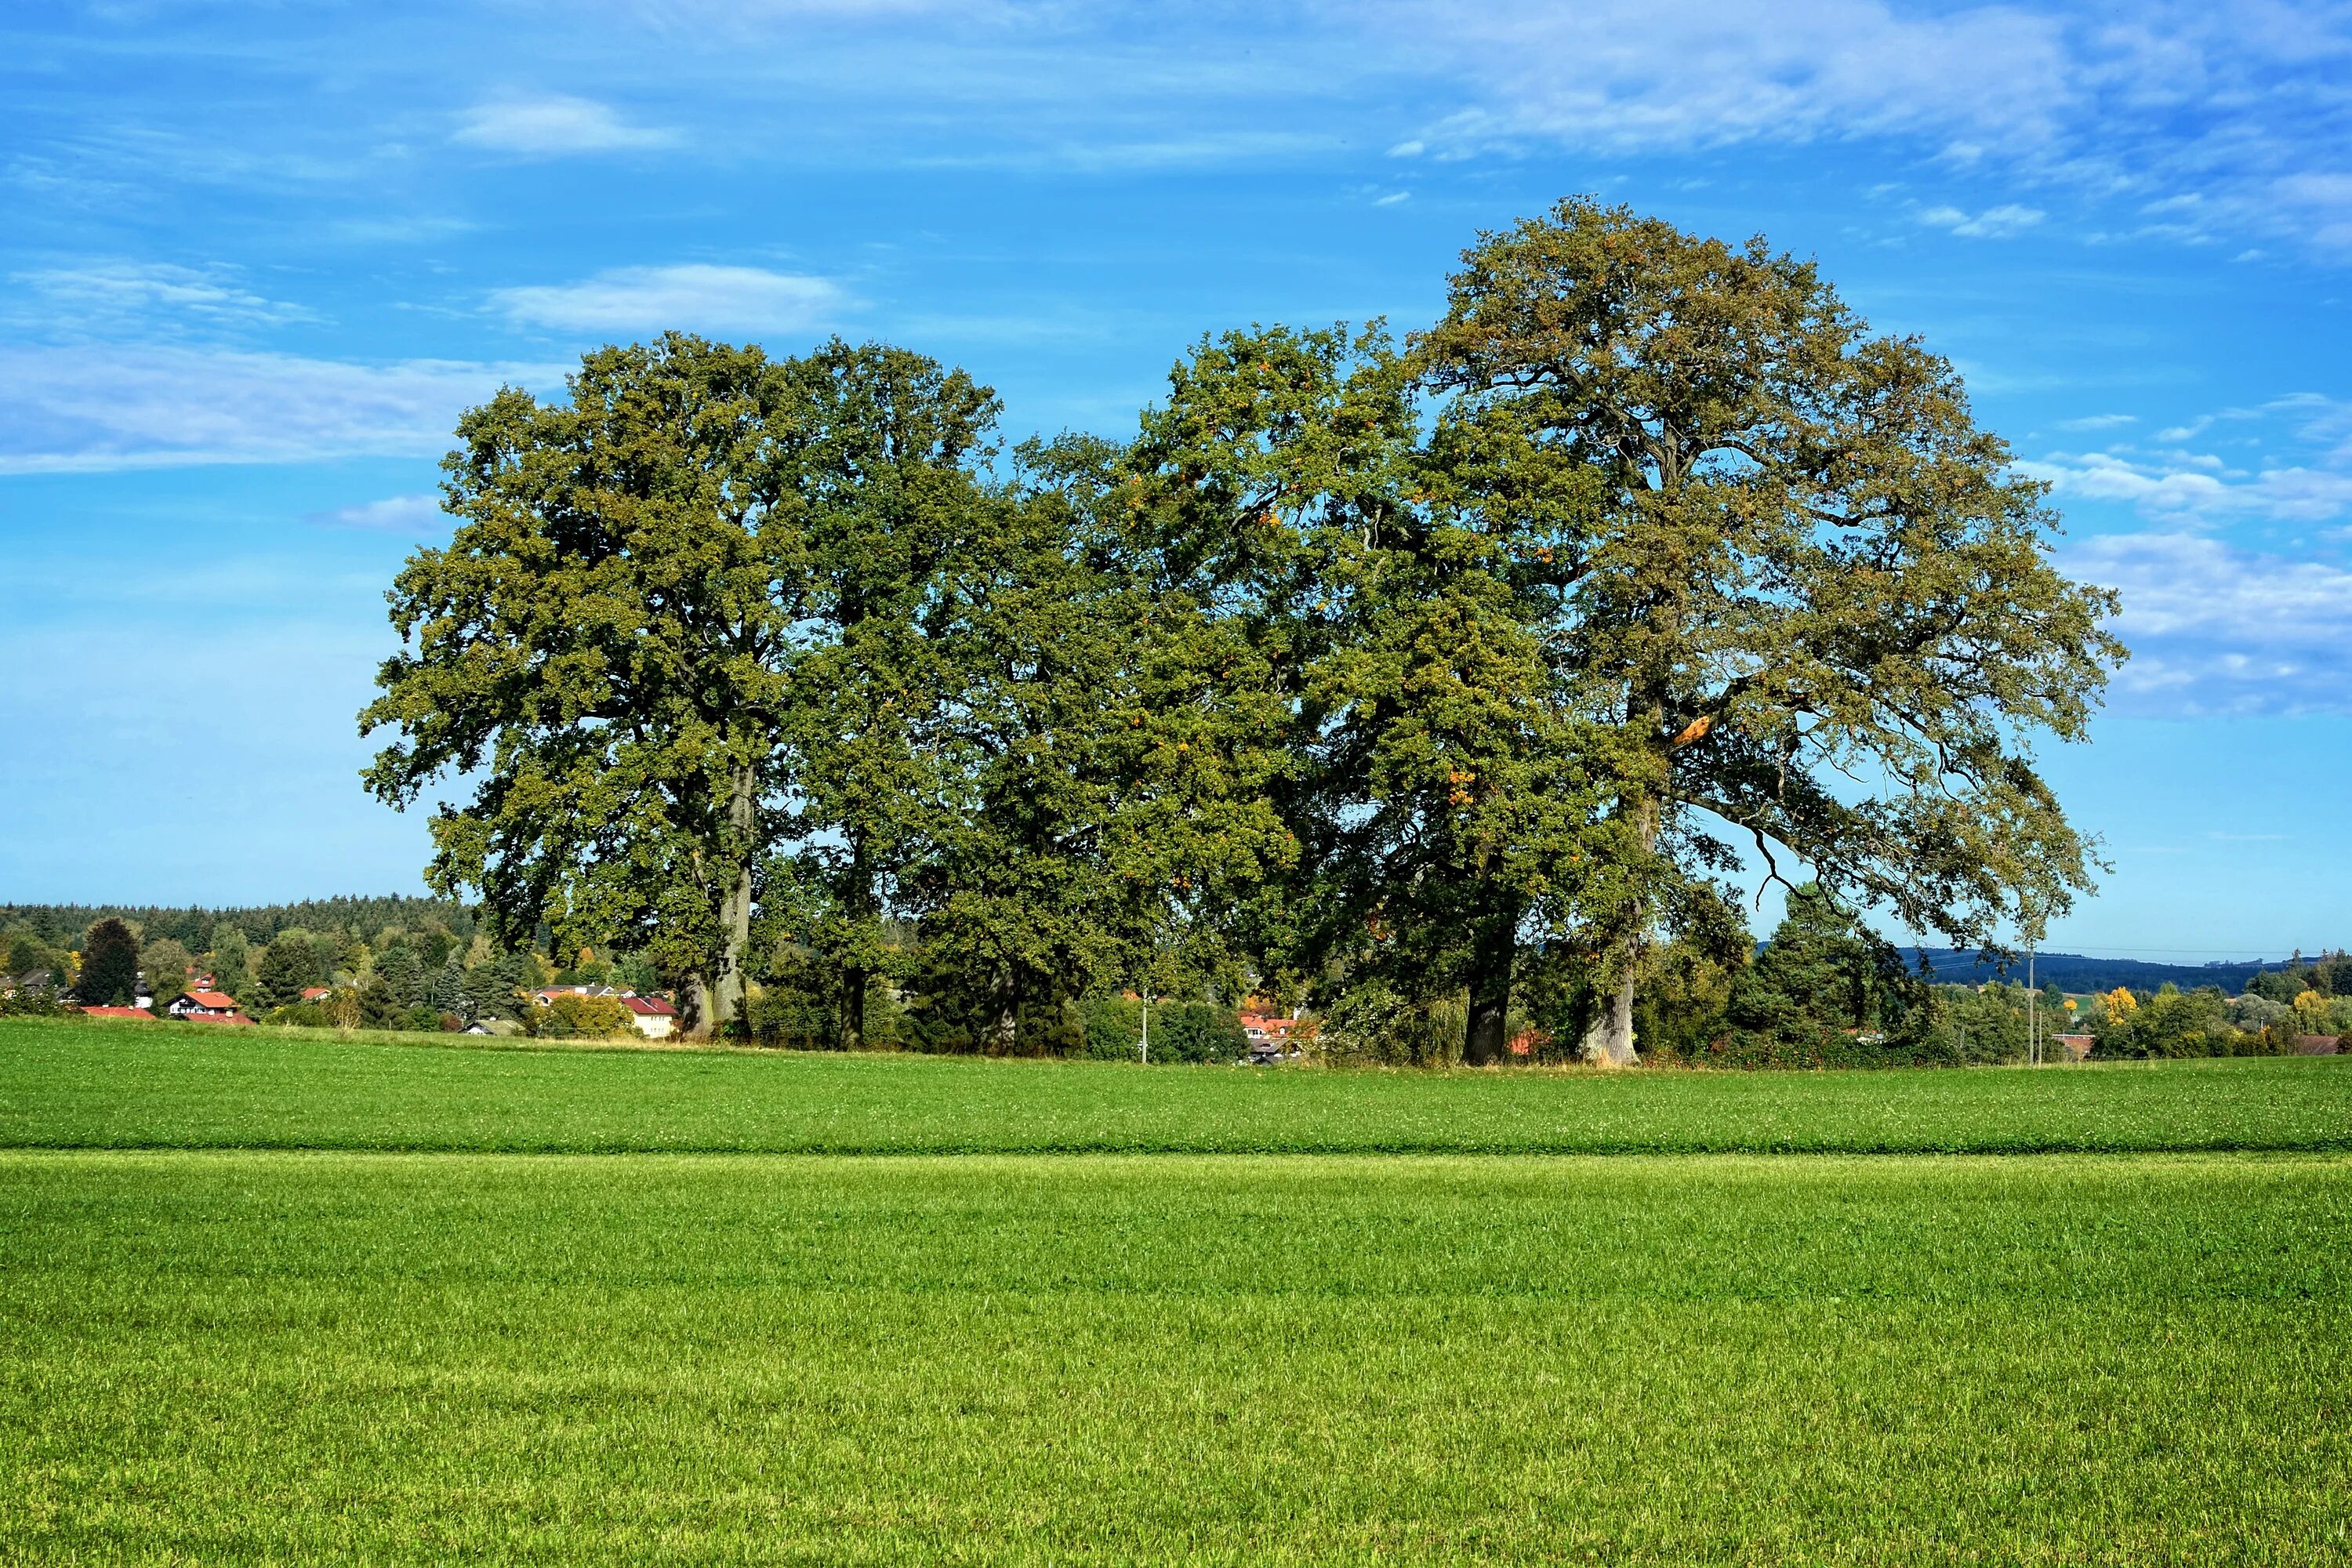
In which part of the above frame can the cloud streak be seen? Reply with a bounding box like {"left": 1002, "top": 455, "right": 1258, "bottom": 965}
{"left": 0, "top": 347, "right": 557, "bottom": 474}
{"left": 453, "top": 96, "right": 681, "bottom": 156}
{"left": 2029, "top": 394, "right": 2352, "bottom": 530}
{"left": 490, "top": 263, "right": 851, "bottom": 338}
{"left": 2067, "top": 532, "right": 2352, "bottom": 716}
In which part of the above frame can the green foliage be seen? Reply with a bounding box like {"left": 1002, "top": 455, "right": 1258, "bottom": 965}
{"left": 249, "top": 935, "right": 319, "bottom": 1013}
{"left": 77, "top": 919, "right": 140, "bottom": 1007}
{"left": 2094, "top": 983, "right": 2267, "bottom": 1059}
{"left": 1413, "top": 199, "right": 2123, "bottom": 1062}
{"left": 139, "top": 938, "right": 192, "bottom": 1007}
{"left": 518, "top": 993, "right": 641, "bottom": 1040}
{"left": 208, "top": 926, "right": 249, "bottom": 999}
{"left": 1077, "top": 999, "right": 1247, "bottom": 1064}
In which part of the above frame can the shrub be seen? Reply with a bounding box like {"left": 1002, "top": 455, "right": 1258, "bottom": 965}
{"left": 521, "top": 993, "right": 640, "bottom": 1039}
{"left": 1081, "top": 999, "right": 1248, "bottom": 1064}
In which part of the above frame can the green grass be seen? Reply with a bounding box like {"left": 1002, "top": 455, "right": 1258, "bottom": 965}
{"left": 3, "top": 1015, "right": 2349, "bottom": 1153}
{"left": 3, "top": 1151, "right": 2346, "bottom": 1564}
{"left": 4, "top": 1020, "right": 2348, "bottom": 1562}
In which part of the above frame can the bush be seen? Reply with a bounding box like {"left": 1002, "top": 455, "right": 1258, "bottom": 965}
{"left": 1, "top": 987, "right": 75, "bottom": 1018}
{"left": 520, "top": 993, "right": 640, "bottom": 1039}
{"left": 1080, "top": 999, "right": 1247, "bottom": 1064}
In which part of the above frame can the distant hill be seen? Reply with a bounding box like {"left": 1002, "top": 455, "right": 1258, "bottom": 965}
{"left": 0, "top": 895, "right": 476, "bottom": 950}
{"left": 1896, "top": 948, "right": 2295, "bottom": 996}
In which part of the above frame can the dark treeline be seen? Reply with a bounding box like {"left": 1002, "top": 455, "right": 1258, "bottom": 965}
{"left": 1, "top": 897, "right": 476, "bottom": 953}
{"left": 1897, "top": 948, "right": 2320, "bottom": 996}
{"left": 353, "top": 197, "right": 2127, "bottom": 1062}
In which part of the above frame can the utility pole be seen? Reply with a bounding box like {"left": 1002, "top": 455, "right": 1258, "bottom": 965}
{"left": 2027, "top": 945, "right": 2038, "bottom": 1067}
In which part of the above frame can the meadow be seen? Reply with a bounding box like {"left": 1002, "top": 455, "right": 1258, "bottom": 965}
{"left": 2, "top": 1019, "right": 2348, "bottom": 1563}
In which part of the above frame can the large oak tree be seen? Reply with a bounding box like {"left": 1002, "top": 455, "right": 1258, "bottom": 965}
{"left": 362, "top": 334, "right": 998, "bottom": 1040}
{"left": 1417, "top": 199, "right": 2125, "bottom": 1063}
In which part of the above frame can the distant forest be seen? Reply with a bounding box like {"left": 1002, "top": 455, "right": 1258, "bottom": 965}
{"left": 0, "top": 898, "right": 477, "bottom": 952}
{"left": 1895, "top": 948, "right": 2310, "bottom": 995}
{"left": 2, "top": 902, "right": 2306, "bottom": 1001}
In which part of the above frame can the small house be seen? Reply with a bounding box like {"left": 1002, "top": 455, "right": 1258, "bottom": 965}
{"left": 166, "top": 990, "right": 253, "bottom": 1024}
{"left": 621, "top": 993, "right": 677, "bottom": 1040}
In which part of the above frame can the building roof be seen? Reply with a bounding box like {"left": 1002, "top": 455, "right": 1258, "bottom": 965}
{"left": 82, "top": 1005, "right": 156, "bottom": 1020}
{"left": 300, "top": 987, "right": 332, "bottom": 1002}
{"left": 178, "top": 990, "right": 240, "bottom": 1011}
{"left": 621, "top": 993, "right": 677, "bottom": 1016}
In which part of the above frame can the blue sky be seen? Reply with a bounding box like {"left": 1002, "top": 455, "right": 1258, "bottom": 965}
{"left": 2, "top": 0, "right": 2347, "bottom": 960}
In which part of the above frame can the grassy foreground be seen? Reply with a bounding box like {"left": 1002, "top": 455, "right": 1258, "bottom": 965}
{"left": 3, "top": 1151, "right": 2347, "bottom": 1564}
{"left": 3, "top": 1014, "right": 2349, "bottom": 1153}
{"left": 4, "top": 1022, "right": 2348, "bottom": 1563}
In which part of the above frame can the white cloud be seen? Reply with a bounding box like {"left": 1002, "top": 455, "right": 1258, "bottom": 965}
{"left": 2056, "top": 414, "right": 2136, "bottom": 432}
{"left": 309, "top": 494, "right": 445, "bottom": 533}
{"left": 1378, "top": 0, "right": 2072, "bottom": 155}
{"left": 453, "top": 96, "right": 680, "bottom": 156}
{"left": 0, "top": 347, "right": 557, "bottom": 474}
{"left": 1373, "top": 191, "right": 1410, "bottom": 206}
{"left": 1370, "top": 0, "right": 2352, "bottom": 255}
{"left": 1916, "top": 202, "right": 2045, "bottom": 238}
{"left": 2065, "top": 532, "right": 2352, "bottom": 716}
{"left": 8, "top": 262, "right": 316, "bottom": 333}
{"left": 490, "top": 263, "right": 850, "bottom": 337}
{"left": 2027, "top": 394, "right": 2352, "bottom": 529}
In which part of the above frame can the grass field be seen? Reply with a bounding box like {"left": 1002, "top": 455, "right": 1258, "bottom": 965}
{"left": 5, "top": 1015, "right": 2350, "bottom": 1154}
{"left": 3, "top": 1020, "right": 2349, "bottom": 1563}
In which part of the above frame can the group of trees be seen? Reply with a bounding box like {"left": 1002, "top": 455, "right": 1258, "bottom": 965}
{"left": 0, "top": 901, "right": 611, "bottom": 1033}
{"left": 363, "top": 199, "right": 2122, "bottom": 1063}
{"left": 2085, "top": 951, "right": 2352, "bottom": 1059}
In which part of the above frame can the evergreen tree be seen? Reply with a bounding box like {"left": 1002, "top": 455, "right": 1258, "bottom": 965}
{"left": 209, "top": 927, "right": 250, "bottom": 998}
{"left": 251, "top": 935, "right": 318, "bottom": 1012}
{"left": 78, "top": 918, "right": 140, "bottom": 1007}
{"left": 373, "top": 942, "right": 425, "bottom": 1009}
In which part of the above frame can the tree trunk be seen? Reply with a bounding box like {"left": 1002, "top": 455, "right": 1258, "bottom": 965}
{"left": 840, "top": 829, "right": 870, "bottom": 1050}
{"left": 1583, "top": 788, "right": 1660, "bottom": 1069}
{"left": 994, "top": 965, "right": 1021, "bottom": 1056}
{"left": 1462, "top": 901, "right": 1518, "bottom": 1065}
{"left": 1584, "top": 967, "right": 1638, "bottom": 1068}
{"left": 678, "top": 971, "right": 714, "bottom": 1042}
{"left": 840, "top": 964, "right": 867, "bottom": 1051}
{"left": 707, "top": 760, "right": 758, "bottom": 1038}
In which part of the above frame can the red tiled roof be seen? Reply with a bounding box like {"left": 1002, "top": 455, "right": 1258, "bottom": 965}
{"left": 622, "top": 994, "right": 676, "bottom": 1015}
{"left": 181, "top": 990, "right": 239, "bottom": 1010}
{"left": 82, "top": 1005, "right": 156, "bottom": 1020}
{"left": 301, "top": 987, "right": 332, "bottom": 1002}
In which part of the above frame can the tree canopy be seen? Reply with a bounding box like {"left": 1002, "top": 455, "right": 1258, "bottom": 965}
{"left": 362, "top": 201, "right": 2125, "bottom": 1064}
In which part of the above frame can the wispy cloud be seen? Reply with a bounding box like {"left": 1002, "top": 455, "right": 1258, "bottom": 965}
{"left": 1917, "top": 202, "right": 2045, "bottom": 239}
{"left": 8, "top": 261, "right": 318, "bottom": 335}
{"left": 0, "top": 347, "right": 557, "bottom": 474}
{"left": 1374, "top": 0, "right": 2352, "bottom": 255}
{"left": 453, "top": 96, "right": 681, "bottom": 156}
{"left": 490, "top": 263, "right": 850, "bottom": 337}
{"left": 307, "top": 494, "right": 445, "bottom": 533}
{"left": 2028, "top": 394, "right": 2352, "bottom": 529}
{"left": 1380, "top": 0, "right": 2072, "bottom": 155}
{"left": 2066, "top": 532, "right": 2352, "bottom": 716}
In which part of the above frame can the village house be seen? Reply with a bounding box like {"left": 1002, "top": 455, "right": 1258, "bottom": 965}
{"left": 532, "top": 984, "right": 679, "bottom": 1040}
{"left": 165, "top": 989, "right": 256, "bottom": 1024}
